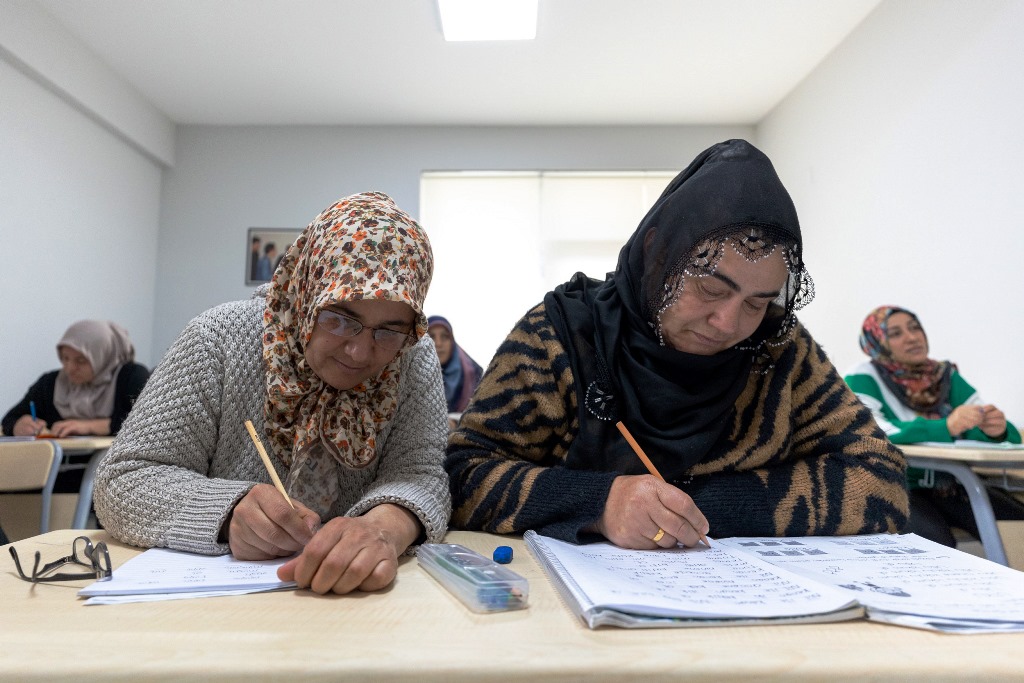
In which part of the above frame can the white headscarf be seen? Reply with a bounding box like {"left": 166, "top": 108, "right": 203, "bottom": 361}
{"left": 53, "top": 320, "right": 135, "bottom": 419}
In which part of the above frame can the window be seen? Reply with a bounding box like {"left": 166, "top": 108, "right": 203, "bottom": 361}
{"left": 420, "top": 171, "right": 676, "bottom": 367}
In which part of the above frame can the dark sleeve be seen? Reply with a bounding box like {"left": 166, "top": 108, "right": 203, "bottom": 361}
{"left": 110, "top": 362, "right": 151, "bottom": 434}
{"left": 445, "top": 305, "right": 617, "bottom": 543}
{"left": 2, "top": 372, "right": 61, "bottom": 435}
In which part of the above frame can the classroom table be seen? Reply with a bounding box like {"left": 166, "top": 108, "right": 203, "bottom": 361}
{"left": 901, "top": 443, "right": 1024, "bottom": 567}
{"left": 51, "top": 436, "right": 115, "bottom": 529}
{"left": 4, "top": 529, "right": 1024, "bottom": 682}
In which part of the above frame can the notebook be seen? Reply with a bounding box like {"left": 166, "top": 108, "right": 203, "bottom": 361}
{"left": 525, "top": 531, "right": 1024, "bottom": 633}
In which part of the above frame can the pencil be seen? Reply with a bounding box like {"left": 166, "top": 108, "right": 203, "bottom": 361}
{"left": 615, "top": 420, "right": 710, "bottom": 548}
{"left": 244, "top": 419, "right": 295, "bottom": 510}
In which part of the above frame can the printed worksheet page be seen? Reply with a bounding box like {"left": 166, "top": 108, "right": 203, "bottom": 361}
{"left": 717, "top": 534, "right": 1024, "bottom": 623}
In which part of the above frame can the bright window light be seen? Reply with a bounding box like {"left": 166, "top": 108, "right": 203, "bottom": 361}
{"left": 438, "top": 0, "right": 538, "bottom": 41}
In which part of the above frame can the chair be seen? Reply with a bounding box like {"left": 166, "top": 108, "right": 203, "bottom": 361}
{"left": 0, "top": 440, "right": 63, "bottom": 534}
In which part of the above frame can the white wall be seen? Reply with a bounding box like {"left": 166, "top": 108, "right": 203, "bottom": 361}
{"left": 12, "top": 0, "right": 1021, "bottom": 431}
{"left": 154, "top": 124, "right": 753, "bottom": 363}
{"left": 759, "top": 0, "right": 1024, "bottom": 425}
{"left": 0, "top": 0, "right": 174, "bottom": 166}
{"left": 0, "top": 58, "right": 163, "bottom": 414}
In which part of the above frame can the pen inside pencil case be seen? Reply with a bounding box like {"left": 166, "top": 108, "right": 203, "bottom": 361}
{"left": 418, "top": 543, "right": 529, "bottom": 613}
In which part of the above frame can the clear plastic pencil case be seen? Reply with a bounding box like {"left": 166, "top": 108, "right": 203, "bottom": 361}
{"left": 418, "top": 543, "right": 529, "bottom": 613}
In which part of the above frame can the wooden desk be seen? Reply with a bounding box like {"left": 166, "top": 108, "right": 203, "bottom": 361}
{"left": 3, "top": 530, "right": 1024, "bottom": 682}
{"left": 901, "top": 444, "right": 1024, "bottom": 567}
{"left": 51, "top": 436, "right": 114, "bottom": 529}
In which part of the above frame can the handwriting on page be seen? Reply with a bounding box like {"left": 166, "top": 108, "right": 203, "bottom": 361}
{"left": 79, "top": 548, "right": 295, "bottom": 596}
{"left": 577, "top": 547, "right": 825, "bottom": 607}
{"left": 532, "top": 539, "right": 856, "bottom": 620}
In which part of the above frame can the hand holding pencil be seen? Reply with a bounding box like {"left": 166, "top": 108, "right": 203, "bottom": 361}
{"left": 590, "top": 421, "right": 711, "bottom": 550}
{"left": 12, "top": 401, "right": 48, "bottom": 437}
{"left": 223, "top": 420, "right": 321, "bottom": 561}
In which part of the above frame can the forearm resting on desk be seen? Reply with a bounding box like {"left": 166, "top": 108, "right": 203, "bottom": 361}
{"left": 50, "top": 417, "right": 112, "bottom": 437}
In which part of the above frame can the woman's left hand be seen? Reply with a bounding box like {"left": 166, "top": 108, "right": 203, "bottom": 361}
{"left": 979, "top": 405, "right": 1008, "bottom": 439}
{"left": 277, "top": 503, "right": 421, "bottom": 594}
{"left": 49, "top": 418, "right": 110, "bottom": 437}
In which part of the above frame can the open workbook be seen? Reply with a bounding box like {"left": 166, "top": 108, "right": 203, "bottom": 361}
{"left": 525, "top": 531, "right": 1024, "bottom": 633}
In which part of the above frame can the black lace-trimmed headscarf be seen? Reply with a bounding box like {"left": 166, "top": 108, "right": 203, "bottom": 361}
{"left": 544, "top": 139, "right": 814, "bottom": 481}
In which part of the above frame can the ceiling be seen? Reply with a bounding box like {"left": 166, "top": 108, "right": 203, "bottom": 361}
{"left": 35, "top": 0, "right": 881, "bottom": 127}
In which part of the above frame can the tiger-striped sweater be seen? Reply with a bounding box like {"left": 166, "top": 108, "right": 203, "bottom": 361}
{"left": 445, "top": 303, "right": 909, "bottom": 543}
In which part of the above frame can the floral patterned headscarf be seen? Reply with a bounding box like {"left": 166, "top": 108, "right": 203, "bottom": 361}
{"left": 859, "top": 305, "right": 953, "bottom": 416}
{"left": 262, "top": 192, "right": 433, "bottom": 513}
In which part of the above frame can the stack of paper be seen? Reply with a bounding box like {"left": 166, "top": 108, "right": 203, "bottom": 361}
{"left": 79, "top": 547, "right": 295, "bottom": 605}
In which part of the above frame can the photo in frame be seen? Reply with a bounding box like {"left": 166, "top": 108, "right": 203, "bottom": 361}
{"left": 246, "top": 227, "right": 302, "bottom": 285}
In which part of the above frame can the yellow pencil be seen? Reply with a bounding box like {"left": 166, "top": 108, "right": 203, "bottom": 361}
{"left": 615, "top": 420, "right": 710, "bottom": 548}
{"left": 244, "top": 419, "right": 295, "bottom": 510}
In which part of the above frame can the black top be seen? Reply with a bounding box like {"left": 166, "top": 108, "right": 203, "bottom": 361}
{"left": 1, "top": 362, "right": 150, "bottom": 436}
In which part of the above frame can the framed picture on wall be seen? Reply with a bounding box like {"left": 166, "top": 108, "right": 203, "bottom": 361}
{"left": 246, "top": 227, "right": 302, "bottom": 286}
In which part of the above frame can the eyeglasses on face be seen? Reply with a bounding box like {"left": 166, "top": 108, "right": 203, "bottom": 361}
{"left": 316, "top": 309, "right": 413, "bottom": 351}
{"left": 9, "top": 535, "right": 112, "bottom": 583}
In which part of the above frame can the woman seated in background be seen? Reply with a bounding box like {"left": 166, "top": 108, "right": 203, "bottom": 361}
{"left": 427, "top": 316, "right": 484, "bottom": 418}
{"left": 94, "top": 192, "right": 450, "bottom": 595}
{"left": 2, "top": 320, "right": 150, "bottom": 438}
{"left": 446, "top": 139, "right": 908, "bottom": 549}
{"left": 844, "top": 305, "right": 1023, "bottom": 546}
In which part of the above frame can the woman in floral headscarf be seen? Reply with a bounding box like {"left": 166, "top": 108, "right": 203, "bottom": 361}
{"left": 845, "top": 305, "right": 1022, "bottom": 546}
{"left": 95, "top": 192, "right": 450, "bottom": 594}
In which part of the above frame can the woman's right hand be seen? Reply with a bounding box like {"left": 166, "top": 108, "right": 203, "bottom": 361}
{"left": 227, "top": 483, "right": 321, "bottom": 560}
{"left": 946, "top": 405, "right": 985, "bottom": 438}
{"left": 12, "top": 414, "right": 47, "bottom": 436}
{"left": 592, "top": 474, "right": 709, "bottom": 550}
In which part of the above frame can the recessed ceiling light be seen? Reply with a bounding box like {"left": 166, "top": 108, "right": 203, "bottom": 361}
{"left": 438, "top": 0, "right": 538, "bottom": 42}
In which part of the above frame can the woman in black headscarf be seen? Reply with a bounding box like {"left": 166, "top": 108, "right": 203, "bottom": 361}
{"left": 446, "top": 139, "right": 909, "bottom": 548}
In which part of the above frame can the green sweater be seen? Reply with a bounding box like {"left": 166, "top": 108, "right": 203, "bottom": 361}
{"left": 844, "top": 361, "right": 1021, "bottom": 488}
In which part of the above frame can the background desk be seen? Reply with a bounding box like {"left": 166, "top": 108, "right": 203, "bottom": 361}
{"left": 4, "top": 530, "right": 1024, "bottom": 682}
{"left": 901, "top": 444, "right": 1024, "bottom": 567}
{"left": 51, "top": 436, "right": 114, "bottom": 529}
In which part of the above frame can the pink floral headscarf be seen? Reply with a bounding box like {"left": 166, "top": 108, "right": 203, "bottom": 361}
{"left": 261, "top": 192, "right": 433, "bottom": 513}
{"left": 859, "top": 305, "right": 953, "bottom": 416}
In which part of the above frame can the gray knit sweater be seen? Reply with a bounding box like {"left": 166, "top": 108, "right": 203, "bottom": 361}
{"left": 94, "top": 293, "right": 451, "bottom": 555}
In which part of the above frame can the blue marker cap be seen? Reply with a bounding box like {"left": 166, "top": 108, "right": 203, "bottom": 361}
{"left": 30, "top": 401, "right": 37, "bottom": 420}
{"left": 492, "top": 545, "right": 513, "bottom": 564}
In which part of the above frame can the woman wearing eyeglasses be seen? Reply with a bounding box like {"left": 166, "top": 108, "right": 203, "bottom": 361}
{"left": 94, "top": 192, "right": 450, "bottom": 595}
